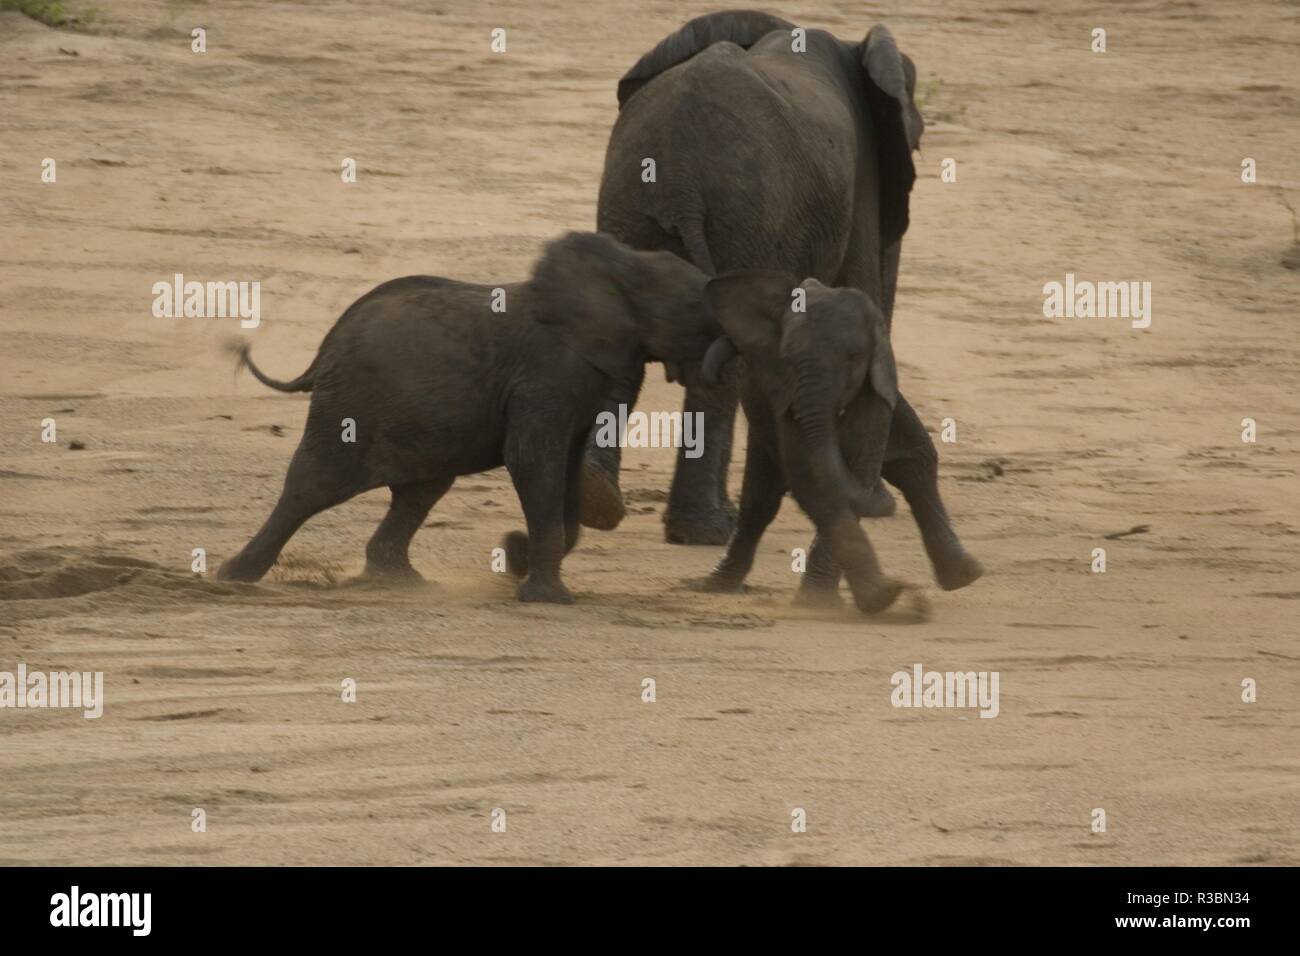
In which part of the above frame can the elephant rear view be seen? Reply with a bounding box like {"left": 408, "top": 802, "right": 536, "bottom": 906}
{"left": 587, "top": 11, "right": 982, "bottom": 594}
{"left": 601, "top": 12, "right": 922, "bottom": 311}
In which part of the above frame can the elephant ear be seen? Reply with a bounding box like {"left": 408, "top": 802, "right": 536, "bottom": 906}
{"left": 529, "top": 232, "right": 643, "bottom": 383}
{"left": 703, "top": 271, "right": 801, "bottom": 408}
{"left": 703, "top": 272, "right": 799, "bottom": 355}
{"left": 862, "top": 25, "right": 924, "bottom": 247}
{"left": 617, "top": 11, "right": 795, "bottom": 107}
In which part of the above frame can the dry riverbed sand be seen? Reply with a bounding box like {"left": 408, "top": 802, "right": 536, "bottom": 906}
{"left": 0, "top": 0, "right": 1297, "bottom": 865}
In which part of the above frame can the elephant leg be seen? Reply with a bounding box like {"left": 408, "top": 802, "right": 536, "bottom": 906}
{"left": 821, "top": 510, "right": 902, "bottom": 615}
{"left": 857, "top": 479, "right": 897, "bottom": 517}
{"left": 505, "top": 429, "right": 574, "bottom": 605}
{"left": 882, "top": 395, "right": 984, "bottom": 591}
{"left": 787, "top": 456, "right": 901, "bottom": 615}
{"left": 794, "top": 532, "right": 844, "bottom": 607}
{"left": 218, "top": 444, "right": 363, "bottom": 582}
{"left": 364, "top": 477, "right": 454, "bottom": 580}
{"left": 703, "top": 440, "right": 783, "bottom": 592}
{"left": 579, "top": 368, "right": 645, "bottom": 531}
{"left": 664, "top": 373, "right": 739, "bottom": 546}
{"left": 505, "top": 440, "right": 584, "bottom": 579}
{"left": 563, "top": 441, "right": 584, "bottom": 555}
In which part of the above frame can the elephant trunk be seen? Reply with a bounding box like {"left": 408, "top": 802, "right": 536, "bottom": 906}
{"left": 792, "top": 359, "right": 874, "bottom": 516}
{"left": 701, "top": 335, "right": 738, "bottom": 386}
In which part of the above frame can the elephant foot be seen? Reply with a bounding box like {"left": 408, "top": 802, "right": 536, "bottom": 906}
{"left": 697, "top": 571, "right": 746, "bottom": 593}
{"left": 216, "top": 555, "right": 265, "bottom": 583}
{"left": 517, "top": 576, "right": 574, "bottom": 605}
{"left": 579, "top": 458, "right": 625, "bottom": 531}
{"left": 663, "top": 506, "right": 736, "bottom": 546}
{"left": 793, "top": 584, "right": 844, "bottom": 609}
{"left": 852, "top": 577, "right": 905, "bottom": 615}
{"left": 361, "top": 561, "right": 425, "bottom": 585}
{"left": 933, "top": 549, "right": 984, "bottom": 592}
{"left": 857, "top": 481, "right": 897, "bottom": 518}
{"left": 502, "top": 530, "right": 529, "bottom": 578}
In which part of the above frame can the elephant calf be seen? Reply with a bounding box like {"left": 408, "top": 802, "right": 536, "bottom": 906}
{"left": 699, "top": 273, "right": 965, "bottom": 614}
{"left": 217, "top": 232, "right": 717, "bottom": 603}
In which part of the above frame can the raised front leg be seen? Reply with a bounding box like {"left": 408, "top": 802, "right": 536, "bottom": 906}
{"left": 579, "top": 367, "right": 645, "bottom": 531}
{"left": 702, "top": 435, "right": 784, "bottom": 592}
{"left": 505, "top": 423, "right": 576, "bottom": 604}
{"left": 882, "top": 396, "right": 984, "bottom": 591}
{"left": 504, "top": 440, "right": 585, "bottom": 582}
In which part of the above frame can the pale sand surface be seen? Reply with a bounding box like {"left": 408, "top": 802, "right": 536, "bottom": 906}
{"left": 0, "top": 1, "right": 1296, "bottom": 864}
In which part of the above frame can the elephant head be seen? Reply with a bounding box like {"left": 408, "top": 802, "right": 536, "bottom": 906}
{"left": 702, "top": 273, "right": 897, "bottom": 516}
{"left": 528, "top": 231, "right": 718, "bottom": 385}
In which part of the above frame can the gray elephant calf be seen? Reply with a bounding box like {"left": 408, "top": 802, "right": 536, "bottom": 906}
{"left": 699, "top": 273, "right": 907, "bottom": 613}
{"left": 218, "top": 232, "right": 716, "bottom": 603}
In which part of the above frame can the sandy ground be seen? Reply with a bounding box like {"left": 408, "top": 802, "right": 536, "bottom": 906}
{"left": 0, "top": 0, "right": 1297, "bottom": 866}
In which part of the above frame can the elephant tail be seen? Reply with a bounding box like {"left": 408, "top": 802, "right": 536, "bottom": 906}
{"left": 676, "top": 218, "right": 717, "bottom": 277}
{"left": 225, "top": 338, "right": 315, "bottom": 393}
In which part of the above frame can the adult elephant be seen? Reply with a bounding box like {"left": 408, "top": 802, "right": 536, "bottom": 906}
{"left": 581, "top": 10, "right": 982, "bottom": 591}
